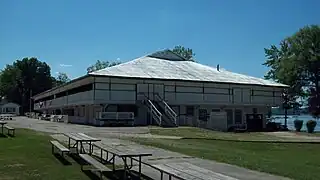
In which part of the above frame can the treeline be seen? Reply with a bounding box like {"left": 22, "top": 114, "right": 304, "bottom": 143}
{"left": 0, "top": 58, "right": 68, "bottom": 112}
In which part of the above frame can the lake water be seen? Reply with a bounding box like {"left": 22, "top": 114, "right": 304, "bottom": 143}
{"left": 271, "top": 115, "right": 320, "bottom": 132}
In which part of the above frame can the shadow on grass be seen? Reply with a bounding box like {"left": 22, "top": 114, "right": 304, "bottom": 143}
{"left": 0, "top": 133, "right": 8, "bottom": 138}
{"left": 7, "top": 134, "right": 15, "bottom": 138}
{"left": 53, "top": 154, "right": 72, "bottom": 165}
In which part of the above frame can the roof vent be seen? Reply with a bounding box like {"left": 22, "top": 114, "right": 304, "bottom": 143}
{"left": 217, "top": 64, "right": 220, "bottom": 71}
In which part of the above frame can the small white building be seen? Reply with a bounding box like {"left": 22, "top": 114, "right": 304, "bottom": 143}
{"left": 0, "top": 100, "right": 21, "bottom": 115}
{"left": 32, "top": 50, "right": 288, "bottom": 131}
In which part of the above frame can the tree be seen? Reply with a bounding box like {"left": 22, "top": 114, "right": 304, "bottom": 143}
{"left": 172, "top": 45, "right": 195, "bottom": 61}
{"left": 263, "top": 25, "right": 320, "bottom": 105}
{"left": 54, "top": 72, "right": 70, "bottom": 86}
{"left": 0, "top": 57, "right": 53, "bottom": 112}
{"left": 87, "top": 60, "right": 121, "bottom": 73}
{"left": 308, "top": 88, "right": 320, "bottom": 120}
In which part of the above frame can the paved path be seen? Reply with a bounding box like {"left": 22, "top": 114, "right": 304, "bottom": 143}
{"left": 8, "top": 116, "right": 291, "bottom": 180}
{"left": 263, "top": 131, "right": 320, "bottom": 141}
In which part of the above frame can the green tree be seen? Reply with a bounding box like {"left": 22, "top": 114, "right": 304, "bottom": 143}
{"left": 54, "top": 72, "right": 70, "bottom": 86}
{"left": 172, "top": 45, "right": 195, "bottom": 61}
{"left": 263, "top": 25, "right": 320, "bottom": 104}
{"left": 308, "top": 88, "right": 320, "bottom": 120}
{"left": 0, "top": 57, "right": 53, "bottom": 112}
{"left": 87, "top": 60, "right": 121, "bottom": 73}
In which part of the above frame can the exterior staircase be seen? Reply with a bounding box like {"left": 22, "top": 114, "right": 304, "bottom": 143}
{"left": 137, "top": 93, "right": 177, "bottom": 127}
{"left": 154, "top": 94, "right": 177, "bottom": 127}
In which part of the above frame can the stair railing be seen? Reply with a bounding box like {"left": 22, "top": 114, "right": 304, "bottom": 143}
{"left": 154, "top": 93, "right": 177, "bottom": 126}
{"left": 138, "top": 92, "right": 162, "bottom": 125}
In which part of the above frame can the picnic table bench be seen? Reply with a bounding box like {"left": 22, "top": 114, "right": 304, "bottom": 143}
{"left": 50, "top": 140, "right": 70, "bottom": 157}
{"left": 4, "top": 125, "right": 15, "bottom": 136}
{"left": 149, "top": 162, "right": 239, "bottom": 180}
{"left": 92, "top": 143, "right": 152, "bottom": 180}
{"left": 64, "top": 132, "right": 101, "bottom": 154}
{"left": 0, "top": 121, "right": 7, "bottom": 134}
{"left": 79, "top": 154, "right": 111, "bottom": 180}
{"left": 0, "top": 115, "right": 12, "bottom": 120}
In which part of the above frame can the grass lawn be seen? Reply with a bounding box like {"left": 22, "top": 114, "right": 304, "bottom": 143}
{"left": 131, "top": 128, "right": 320, "bottom": 180}
{"left": 0, "top": 129, "right": 90, "bottom": 180}
{"left": 150, "top": 127, "right": 284, "bottom": 141}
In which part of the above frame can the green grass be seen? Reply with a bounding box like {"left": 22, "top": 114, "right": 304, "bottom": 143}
{"left": 130, "top": 137, "right": 320, "bottom": 180}
{"left": 137, "top": 127, "right": 320, "bottom": 179}
{"left": 150, "top": 127, "right": 284, "bottom": 141}
{"left": 0, "top": 129, "right": 90, "bottom": 180}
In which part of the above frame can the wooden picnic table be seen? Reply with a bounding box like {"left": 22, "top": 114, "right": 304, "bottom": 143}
{"left": 64, "top": 132, "right": 101, "bottom": 154}
{"left": 152, "top": 162, "right": 239, "bottom": 180}
{"left": 92, "top": 143, "right": 152, "bottom": 180}
{"left": 0, "top": 121, "right": 7, "bottom": 134}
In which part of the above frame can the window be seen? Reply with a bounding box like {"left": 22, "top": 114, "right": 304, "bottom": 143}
{"left": 198, "top": 109, "right": 207, "bottom": 121}
{"left": 5, "top": 107, "right": 15, "bottom": 113}
{"left": 186, "top": 106, "right": 194, "bottom": 116}
{"left": 234, "top": 109, "right": 242, "bottom": 124}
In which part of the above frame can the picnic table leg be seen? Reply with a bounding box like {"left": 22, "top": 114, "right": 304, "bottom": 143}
{"left": 76, "top": 141, "right": 79, "bottom": 154}
{"left": 112, "top": 154, "right": 115, "bottom": 172}
{"left": 51, "top": 144, "right": 54, "bottom": 154}
{"left": 139, "top": 156, "right": 142, "bottom": 178}
{"left": 68, "top": 138, "right": 70, "bottom": 149}
{"left": 89, "top": 141, "right": 92, "bottom": 154}
{"left": 123, "top": 157, "right": 127, "bottom": 180}
{"left": 80, "top": 142, "right": 83, "bottom": 154}
{"left": 100, "top": 148, "right": 103, "bottom": 163}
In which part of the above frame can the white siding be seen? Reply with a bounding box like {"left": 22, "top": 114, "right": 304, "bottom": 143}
{"left": 110, "top": 91, "right": 136, "bottom": 101}
{"left": 242, "top": 89, "right": 251, "bottom": 104}
{"left": 203, "top": 87, "right": 228, "bottom": 94}
{"left": 233, "top": 88, "right": 242, "bottom": 103}
{"left": 111, "top": 83, "right": 135, "bottom": 91}
{"left": 95, "top": 83, "right": 109, "bottom": 90}
{"left": 176, "top": 86, "right": 202, "bottom": 93}
{"left": 95, "top": 90, "right": 110, "bottom": 101}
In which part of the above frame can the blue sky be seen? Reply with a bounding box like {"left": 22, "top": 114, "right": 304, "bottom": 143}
{"left": 1, "top": 0, "right": 319, "bottom": 79}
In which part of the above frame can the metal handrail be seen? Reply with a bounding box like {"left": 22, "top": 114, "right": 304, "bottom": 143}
{"left": 137, "top": 92, "right": 162, "bottom": 125}
{"left": 154, "top": 93, "right": 177, "bottom": 125}
{"left": 146, "top": 99, "right": 162, "bottom": 125}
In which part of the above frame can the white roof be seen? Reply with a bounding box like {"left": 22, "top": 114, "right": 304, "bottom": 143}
{"left": 90, "top": 50, "right": 288, "bottom": 87}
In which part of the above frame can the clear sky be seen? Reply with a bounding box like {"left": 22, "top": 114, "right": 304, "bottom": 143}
{"left": 1, "top": 0, "right": 319, "bottom": 79}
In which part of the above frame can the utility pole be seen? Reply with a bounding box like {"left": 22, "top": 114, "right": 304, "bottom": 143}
{"left": 29, "top": 89, "right": 32, "bottom": 113}
{"left": 282, "top": 91, "right": 290, "bottom": 129}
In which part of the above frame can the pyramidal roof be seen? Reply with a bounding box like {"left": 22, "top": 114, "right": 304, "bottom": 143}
{"left": 90, "top": 50, "right": 288, "bottom": 87}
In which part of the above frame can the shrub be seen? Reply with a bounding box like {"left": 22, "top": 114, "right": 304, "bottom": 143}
{"left": 293, "top": 120, "right": 303, "bottom": 132}
{"left": 306, "top": 120, "right": 317, "bottom": 133}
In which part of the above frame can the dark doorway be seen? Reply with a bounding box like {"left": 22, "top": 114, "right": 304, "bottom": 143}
{"left": 246, "top": 114, "right": 263, "bottom": 131}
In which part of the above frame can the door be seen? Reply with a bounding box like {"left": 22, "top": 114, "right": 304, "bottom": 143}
{"left": 154, "top": 84, "right": 164, "bottom": 100}
{"left": 234, "top": 109, "right": 243, "bottom": 124}
{"left": 225, "top": 109, "right": 233, "bottom": 126}
{"left": 137, "top": 84, "right": 148, "bottom": 100}
{"left": 233, "top": 88, "right": 242, "bottom": 104}
{"left": 246, "top": 114, "right": 263, "bottom": 131}
{"left": 148, "top": 84, "right": 154, "bottom": 100}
